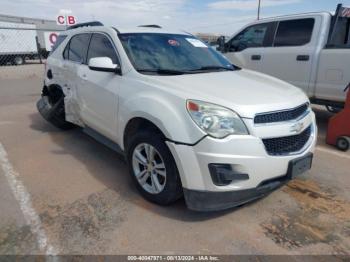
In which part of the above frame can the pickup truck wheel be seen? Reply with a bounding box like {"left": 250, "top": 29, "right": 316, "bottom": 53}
{"left": 336, "top": 136, "right": 350, "bottom": 152}
{"left": 326, "top": 106, "right": 342, "bottom": 114}
{"left": 127, "top": 132, "right": 182, "bottom": 205}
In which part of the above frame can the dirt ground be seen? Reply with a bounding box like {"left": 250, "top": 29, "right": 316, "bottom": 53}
{"left": 0, "top": 64, "right": 349, "bottom": 255}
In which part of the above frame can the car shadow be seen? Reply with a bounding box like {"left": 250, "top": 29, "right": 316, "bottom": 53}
{"left": 29, "top": 112, "right": 238, "bottom": 222}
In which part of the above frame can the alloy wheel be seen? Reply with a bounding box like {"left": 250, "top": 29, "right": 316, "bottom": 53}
{"left": 132, "top": 143, "right": 167, "bottom": 194}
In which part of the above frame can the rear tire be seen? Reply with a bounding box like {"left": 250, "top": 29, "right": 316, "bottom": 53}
{"left": 336, "top": 136, "right": 350, "bottom": 152}
{"left": 36, "top": 87, "right": 75, "bottom": 130}
{"left": 126, "top": 131, "right": 183, "bottom": 205}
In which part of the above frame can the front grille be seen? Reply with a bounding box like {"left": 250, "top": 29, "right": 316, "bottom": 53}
{"left": 262, "top": 125, "right": 312, "bottom": 155}
{"left": 254, "top": 103, "right": 309, "bottom": 124}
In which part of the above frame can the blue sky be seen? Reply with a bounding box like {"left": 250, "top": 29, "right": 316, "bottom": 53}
{"left": 1, "top": 0, "right": 350, "bottom": 34}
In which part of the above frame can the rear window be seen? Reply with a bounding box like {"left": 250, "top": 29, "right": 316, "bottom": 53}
{"left": 274, "top": 18, "right": 315, "bottom": 47}
{"left": 50, "top": 35, "right": 66, "bottom": 54}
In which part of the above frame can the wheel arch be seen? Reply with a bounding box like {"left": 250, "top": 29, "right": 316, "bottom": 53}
{"left": 117, "top": 93, "right": 205, "bottom": 151}
{"left": 123, "top": 117, "right": 169, "bottom": 152}
{"left": 42, "top": 84, "right": 65, "bottom": 104}
{"left": 123, "top": 116, "right": 185, "bottom": 201}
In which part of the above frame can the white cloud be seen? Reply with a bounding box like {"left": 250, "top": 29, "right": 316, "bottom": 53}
{"left": 76, "top": 0, "right": 256, "bottom": 34}
{"left": 208, "top": 0, "right": 301, "bottom": 10}
{"left": 0, "top": 0, "right": 260, "bottom": 34}
{"left": 74, "top": 0, "right": 186, "bottom": 29}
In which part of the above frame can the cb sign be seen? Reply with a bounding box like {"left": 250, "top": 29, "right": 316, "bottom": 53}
{"left": 56, "top": 15, "right": 77, "bottom": 25}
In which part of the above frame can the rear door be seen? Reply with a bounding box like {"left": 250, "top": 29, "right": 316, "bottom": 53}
{"left": 258, "top": 17, "right": 319, "bottom": 95}
{"left": 78, "top": 33, "right": 121, "bottom": 140}
{"left": 315, "top": 16, "right": 350, "bottom": 103}
{"left": 224, "top": 22, "right": 276, "bottom": 71}
{"left": 46, "top": 34, "right": 67, "bottom": 85}
{"left": 60, "top": 33, "right": 91, "bottom": 126}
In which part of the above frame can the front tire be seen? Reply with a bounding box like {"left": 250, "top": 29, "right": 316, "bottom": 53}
{"left": 126, "top": 131, "right": 182, "bottom": 205}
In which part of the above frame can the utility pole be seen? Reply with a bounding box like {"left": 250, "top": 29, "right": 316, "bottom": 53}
{"left": 257, "top": 0, "right": 261, "bottom": 20}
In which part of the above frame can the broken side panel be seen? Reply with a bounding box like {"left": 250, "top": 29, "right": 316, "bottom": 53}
{"left": 62, "top": 84, "right": 85, "bottom": 127}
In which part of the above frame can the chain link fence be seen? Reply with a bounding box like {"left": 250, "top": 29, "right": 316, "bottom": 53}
{"left": 0, "top": 23, "right": 64, "bottom": 67}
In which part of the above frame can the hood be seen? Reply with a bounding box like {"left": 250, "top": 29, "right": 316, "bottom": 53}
{"left": 142, "top": 69, "right": 309, "bottom": 118}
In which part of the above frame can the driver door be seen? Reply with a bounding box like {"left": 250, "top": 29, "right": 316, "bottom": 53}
{"left": 224, "top": 22, "right": 276, "bottom": 72}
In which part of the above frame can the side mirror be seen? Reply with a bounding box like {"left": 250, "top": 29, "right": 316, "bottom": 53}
{"left": 217, "top": 36, "right": 226, "bottom": 53}
{"left": 88, "top": 57, "right": 121, "bottom": 74}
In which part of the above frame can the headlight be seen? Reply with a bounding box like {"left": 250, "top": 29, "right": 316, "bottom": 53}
{"left": 186, "top": 100, "right": 249, "bottom": 138}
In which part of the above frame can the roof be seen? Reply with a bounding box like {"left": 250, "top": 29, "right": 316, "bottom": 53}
{"left": 65, "top": 23, "right": 191, "bottom": 36}
{"left": 256, "top": 11, "right": 332, "bottom": 23}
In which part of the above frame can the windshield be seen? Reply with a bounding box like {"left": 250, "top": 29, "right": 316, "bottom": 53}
{"left": 118, "top": 33, "right": 235, "bottom": 74}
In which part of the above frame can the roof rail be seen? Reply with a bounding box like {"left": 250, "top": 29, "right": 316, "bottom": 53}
{"left": 138, "top": 24, "right": 162, "bottom": 28}
{"left": 67, "top": 21, "right": 104, "bottom": 30}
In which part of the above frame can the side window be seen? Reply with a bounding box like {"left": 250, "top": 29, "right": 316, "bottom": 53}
{"left": 65, "top": 34, "right": 91, "bottom": 63}
{"left": 87, "top": 33, "right": 118, "bottom": 64}
{"left": 274, "top": 19, "right": 314, "bottom": 47}
{"left": 328, "top": 17, "right": 350, "bottom": 48}
{"left": 229, "top": 23, "right": 270, "bottom": 52}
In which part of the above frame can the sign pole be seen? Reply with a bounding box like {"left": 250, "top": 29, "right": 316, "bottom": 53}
{"left": 35, "top": 36, "right": 42, "bottom": 64}
{"left": 257, "top": 0, "right": 261, "bottom": 20}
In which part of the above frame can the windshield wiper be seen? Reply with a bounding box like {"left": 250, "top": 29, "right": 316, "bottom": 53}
{"left": 192, "top": 66, "right": 234, "bottom": 71}
{"left": 137, "top": 66, "right": 234, "bottom": 75}
{"left": 137, "top": 69, "right": 188, "bottom": 75}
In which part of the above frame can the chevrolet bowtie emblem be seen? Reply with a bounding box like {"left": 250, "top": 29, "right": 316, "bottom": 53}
{"left": 290, "top": 122, "right": 304, "bottom": 133}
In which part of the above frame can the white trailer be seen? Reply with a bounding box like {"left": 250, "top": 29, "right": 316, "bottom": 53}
{"left": 0, "top": 21, "right": 38, "bottom": 65}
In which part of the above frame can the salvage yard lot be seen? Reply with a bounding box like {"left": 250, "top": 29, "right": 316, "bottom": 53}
{"left": 0, "top": 64, "right": 349, "bottom": 255}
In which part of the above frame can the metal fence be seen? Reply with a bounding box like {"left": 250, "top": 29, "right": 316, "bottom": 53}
{"left": 0, "top": 26, "right": 64, "bottom": 67}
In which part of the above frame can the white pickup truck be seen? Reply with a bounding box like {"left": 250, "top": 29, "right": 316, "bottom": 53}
{"left": 218, "top": 4, "right": 350, "bottom": 111}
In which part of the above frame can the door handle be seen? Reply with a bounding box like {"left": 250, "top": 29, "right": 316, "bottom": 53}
{"left": 296, "top": 55, "right": 310, "bottom": 61}
{"left": 251, "top": 55, "right": 261, "bottom": 61}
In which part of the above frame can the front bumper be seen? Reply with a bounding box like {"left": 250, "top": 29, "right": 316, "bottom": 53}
{"left": 166, "top": 111, "right": 317, "bottom": 211}
{"left": 183, "top": 174, "right": 288, "bottom": 211}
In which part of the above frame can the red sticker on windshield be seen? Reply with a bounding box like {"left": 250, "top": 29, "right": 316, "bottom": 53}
{"left": 168, "top": 39, "right": 180, "bottom": 46}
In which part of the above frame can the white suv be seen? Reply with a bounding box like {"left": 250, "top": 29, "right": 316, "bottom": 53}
{"left": 37, "top": 22, "right": 317, "bottom": 211}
